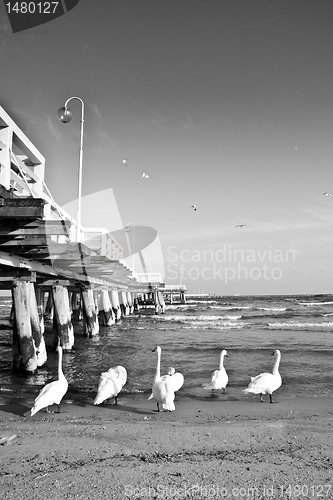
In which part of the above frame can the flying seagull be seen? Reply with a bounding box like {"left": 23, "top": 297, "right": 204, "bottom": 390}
{"left": 191, "top": 205, "right": 197, "bottom": 211}
{"left": 236, "top": 224, "right": 246, "bottom": 227}
{"left": 324, "top": 192, "right": 332, "bottom": 196}
{"left": 123, "top": 158, "right": 129, "bottom": 166}
{"left": 141, "top": 173, "right": 149, "bottom": 179}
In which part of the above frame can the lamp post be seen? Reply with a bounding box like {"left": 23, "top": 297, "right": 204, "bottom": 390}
{"left": 125, "top": 222, "right": 135, "bottom": 273}
{"left": 57, "top": 97, "right": 84, "bottom": 242}
{"left": 179, "top": 267, "right": 182, "bottom": 287}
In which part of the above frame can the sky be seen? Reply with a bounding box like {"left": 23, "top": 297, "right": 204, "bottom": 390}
{"left": 1, "top": 0, "right": 333, "bottom": 295}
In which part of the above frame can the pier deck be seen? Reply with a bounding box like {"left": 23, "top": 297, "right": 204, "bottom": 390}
{"left": 0, "top": 105, "right": 158, "bottom": 294}
{"left": 0, "top": 105, "right": 170, "bottom": 371}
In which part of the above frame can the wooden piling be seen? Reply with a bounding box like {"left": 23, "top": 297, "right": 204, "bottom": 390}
{"left": 120, "top": 291, "right": 129, "bottom": 316}
{"left": 110, "top": 290, "right": 122, "bottom": 320}
{"left": 11, "top": 281, "right": 38, "bottom": 374}
{"left": 93, "top": 290, "right": 99, "bottom": 316}
{"left": 133, "top": 294, "right": 141, "bottom": 312}
{"left": 51, "top": 284, "right": 75, "bottom": 350}
{"left": 97, "top": 292, "right": 105, "bottom": 326}
{"left": 45, "top": 291, "right": 54, "bottom": 320}
{"left": 28, "top": 282, "right": 47, "bottom": 366}
{"left": 81, "top": 288, "right": 99, "bottom": 337}
{"left": 9, "top": 303, "right": 14, "bottom": 321}
{"left": 127, "top": 291, "right": 134, "bottom": 314}
{"left": 154, "top": 291, "right": 162, "bottom": 314}
{"left": 71, "top": 292, "right": 82, "bottom": 321}
{"left": 158, "top": 291, "right": 166, "bottom": 314}
{"left": 34, "top": 286, "right": 45, "bottom": 334}
{"left": 98, "top": 289, "right": 115, "bottom": 326}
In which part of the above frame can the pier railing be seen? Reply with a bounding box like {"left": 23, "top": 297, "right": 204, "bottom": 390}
{"left": 136, "top": 272, "right": 162, "bottom": 283}
{"left": 0, "top": 105, "right": 125, "bottom": 261}
{"left": 163, "top": 284, "right": 187, "bottom": 291}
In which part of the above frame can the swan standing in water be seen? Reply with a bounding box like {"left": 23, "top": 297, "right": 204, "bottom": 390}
{"left": 30, "top": 346, "right": 68, "bottom": 416}
{"left": 202, "top": 349, "right": 229, "bottom": 394}
{"left": 148, "top": 346, "right": 184, "bottom": 411}
{"left": 94, "top": 366, "right": 127, "bottom": 405}
{"left": 243, "top": 349, "right": 282, "bottom": 403}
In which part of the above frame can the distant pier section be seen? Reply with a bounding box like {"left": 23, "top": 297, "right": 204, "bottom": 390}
{"left": 0, "top": 105, "right": 177, "bottom": 374}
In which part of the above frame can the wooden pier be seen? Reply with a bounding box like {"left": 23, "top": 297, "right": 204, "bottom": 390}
{"left": 0, "top": 105, "right": 172, "bottom": 374}
{"left": 161, "top": 285, "right": 187, "bottom": 305}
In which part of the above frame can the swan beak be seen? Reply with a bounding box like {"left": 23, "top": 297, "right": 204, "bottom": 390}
{"left": 152, "top": 347, "right": 156, "bottom": 352}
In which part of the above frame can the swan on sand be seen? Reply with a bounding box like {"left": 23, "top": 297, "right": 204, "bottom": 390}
{"left": 243, "top": 349, "right": 282, "bottom": 403}
{"left": 202, "top": 349, "right": 228, "bottom": 394}
{"left": 94, "top": 366, "right": 127, "bottom": 405}
{"left": 30, "top": 346, "right": 68, "bottom": 416}
{"left": 148, "top": 346, "right": 184, "bottom": 411}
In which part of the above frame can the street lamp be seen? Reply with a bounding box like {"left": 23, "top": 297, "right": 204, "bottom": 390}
{"left": 57, "top": 96, "right": 84, "bottom": 242}
{"left": 125, "top": 222, "right": 135, "bottom": 273}
{"left": 179, "top": 267, "right": 182, "bottom": 287}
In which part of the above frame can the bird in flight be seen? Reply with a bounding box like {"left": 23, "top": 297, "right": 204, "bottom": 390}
{"left": 323, "top": 192, "right": 332, "bottom": 196}
{"left": 191, "top": 205, "right": 197, "bottom": 211}
{"left": 123, "top": 158, "right": 129, "bottom": 166}
{"left": 141, "top": 173, "right": 149, "bottom": 179}
{"left": 236, "top": 224, "right": 246, "bottom": 227}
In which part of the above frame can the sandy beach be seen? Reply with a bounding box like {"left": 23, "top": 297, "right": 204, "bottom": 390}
{"left": 0, "top": 394, "right": 332, "bottom": 499}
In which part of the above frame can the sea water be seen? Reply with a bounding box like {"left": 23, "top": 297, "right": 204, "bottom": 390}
{"left": 0, "top": 294, "right": 332, "bottom": 404}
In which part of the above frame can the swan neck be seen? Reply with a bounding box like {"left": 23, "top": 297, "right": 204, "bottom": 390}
{"left": 156, "top": 350, "right": 161, "bottom": 379}
{"left": 58, "top": 348, "right": 64, "bottom": 379}
{"left": 272, "top": 353, "right": 280, "bottom": 375}
{"left": 219, "top": 352, "right": 225, "bottom": 370}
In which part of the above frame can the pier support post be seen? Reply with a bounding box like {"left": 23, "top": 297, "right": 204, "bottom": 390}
{"left": 180, "top": 292, "right": 186, "bottom": 304}
{"left": 154, "top": 291, "right": 162, "bottom": 314}
{"left": 120, "top": 291, "right": 129, "bottom": 316}
{"left": 28, "top": 282, "right": 47, "bottom": 366}
{"left": 158, "top": 291, "right": 166, "bottom": 314}
{"left": 51, "top": 285, "right": 75, "bottom": 351}
{"left": 133, "top": 294, "right": 141, "bottom": 312}
{"left": 127, "top": 291, "right": 134, "bottom": 314}
{"left": 71, "top": 292, "right": 82, "bottom": 321}
{"left": 81, "top": 288, "right": 99, "bottom": 337}
{"left": 11, "top": 281, "right": 38, "bottom": 374}
{"left": 110, "top": 290, "right": 122, "bottom": 320}
{"left": 9, "top": 303, "right": 14, "bottom": 321}
{"left": 93, "top": 290, "right": 99, "bottom": 317}
{"left": 35, "top": 287, "right": 45, "bottom": 335}
{"left": 45, "top": 291, "right": 54, "bottom": 321}
{"left": 98, "top": 290, "right": 115, "bottom": 326}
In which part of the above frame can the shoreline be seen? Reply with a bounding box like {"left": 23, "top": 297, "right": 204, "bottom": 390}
{"left": 1, "top": 396, "right": 332, "bottom": 499}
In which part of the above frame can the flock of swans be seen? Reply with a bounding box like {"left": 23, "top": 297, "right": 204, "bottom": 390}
{"left": 30, "top": 346, "right": 282, "bottom": 416}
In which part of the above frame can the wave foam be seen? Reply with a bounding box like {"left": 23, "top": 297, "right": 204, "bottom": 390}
{"left": 268, "top": 321, "right": 333, "bottom": 330}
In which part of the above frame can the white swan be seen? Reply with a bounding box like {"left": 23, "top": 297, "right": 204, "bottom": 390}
{"left": 243, "top": 349, "right": 282, "bottom": 403}
{"left": 202, "top": 349, "right": 229, "bottom": 394}
{"left": 148, "top": 346, "right": 184, "bottom": 411}
{"left": 94, "top": 366, "right": 127, "bottom": 405}
{"left": 30, "top": 346, "right": 68, "bottom": 416}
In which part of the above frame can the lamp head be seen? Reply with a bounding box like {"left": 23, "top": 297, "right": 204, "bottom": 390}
{"left": 57, "top": 106, "right": 72, "bottom": 123}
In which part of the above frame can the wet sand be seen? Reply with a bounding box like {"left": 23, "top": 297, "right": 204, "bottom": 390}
{"left": 0, "top": 394, "right": 333, "bottom": 499}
